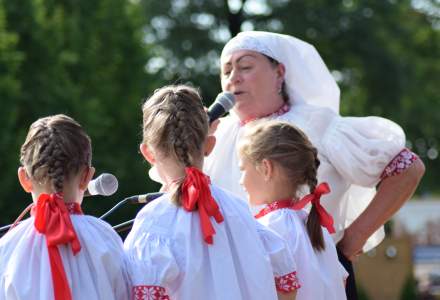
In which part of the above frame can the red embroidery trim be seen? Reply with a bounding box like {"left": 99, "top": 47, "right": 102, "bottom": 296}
{"left": 381, "top": 148, "right": 418, "bottom": 179}
{"left": 254, "top": 199, "right": 295, "bottom": 219}
{"left": 255, "top": 183, "right": 335, "bottom": 234}
{"left": 240, "top": 103, "right": 291, "bottom": 126}
{"left": 275, "top": 271, "right": 301, "bottom": 293}
{"left": 133, "top": 285, "right": 170, "bottom": 300}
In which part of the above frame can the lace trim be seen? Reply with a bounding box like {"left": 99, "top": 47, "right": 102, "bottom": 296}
{"left": 133, "top": 285, "right": 170, "bottom": 300}
{"left": 381, "top": 148, "right": 418, "bottom": 179}
{"left": 275, "top": 271, "right": 301, "bottom": 293}
{"left": 222, "top": 34, "right": 276, "bottom": 60}
{"left": 240, "top": 103, "right": 291, "bottom": 126}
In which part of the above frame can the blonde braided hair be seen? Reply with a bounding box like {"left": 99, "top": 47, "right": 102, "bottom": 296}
{"left": 20, "top": 114, "right": 92, "bottom": 193}
{"left": 142, "top": 85, "right": 209, "bottom": 205}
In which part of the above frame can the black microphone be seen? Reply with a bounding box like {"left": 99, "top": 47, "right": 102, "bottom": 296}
{"left": 207, "top": 92, "right": 235, "bottom": 124}
{"left": 85, "top": 173, "right": 118, "bottom": 197}
{"left": 125, "top": 192, "right": 164, "bottom": 204}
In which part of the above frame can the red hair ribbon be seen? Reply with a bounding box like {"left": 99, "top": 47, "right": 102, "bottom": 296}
{"left": 181, "top": 167, "right": 224, "bottom": 244}
{"left": 291, "top": 182, "right": 335, "bottom": 234}
{"left": 33, "top": 193, "right": 82, "bottom": 300}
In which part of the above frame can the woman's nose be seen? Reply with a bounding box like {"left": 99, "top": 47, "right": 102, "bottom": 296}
{"left": 229, "top": 69, "right": 242, "bottom": 85}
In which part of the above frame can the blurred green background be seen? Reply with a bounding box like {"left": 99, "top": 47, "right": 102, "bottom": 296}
{"left": 0, "top": 0, "right": 439, "bottom": 229}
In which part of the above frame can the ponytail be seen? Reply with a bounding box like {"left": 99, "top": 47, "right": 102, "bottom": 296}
{"left": 303, "top": 182, "right": 334, "bottom": 252}
{"left": 306, "top": 149, "right": 326, "bottom": 252}
{"left": 306, "top": 204, "right": 325, "bottom": 251}
{"left": 170, "top": 177, "right": 185, "bottom": 206}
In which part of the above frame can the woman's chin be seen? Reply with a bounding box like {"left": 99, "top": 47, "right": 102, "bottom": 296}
{"left": 235, "top": 105, "right": 258, "bottom": 121}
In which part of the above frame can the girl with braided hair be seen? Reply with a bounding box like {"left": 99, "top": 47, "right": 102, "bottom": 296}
{"left": 238, "top": 120, "right": 348, "bottom": 300}
{"left": 0, "top": 114, "right": 130, "bottom": 300}
{"left": 124, "top": 85, "right": 297, "bottom": 300}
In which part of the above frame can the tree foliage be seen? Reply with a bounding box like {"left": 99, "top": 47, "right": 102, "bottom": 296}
{"left": 0, "top": 0, "right": 439, "bottom": 227}
{"left": 0, "top": 0, "right": 157, "bottom": 225}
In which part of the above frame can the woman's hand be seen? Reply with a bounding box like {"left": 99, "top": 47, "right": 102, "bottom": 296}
{"left": 208, "top": 119, "right": 220, "bottom": 136}
{"left": 337, "top": 227, "right": 365, "bottom": 261}
{"left": 204, "top": 106, "right": 220, "bottom": 136}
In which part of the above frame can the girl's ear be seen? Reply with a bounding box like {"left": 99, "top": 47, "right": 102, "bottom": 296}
{"left": 79, "top": 166, "right": 95, "bottom": 191}
{"left": 17, "top": 167, "right": 33, "bottom": 193}
{"left": 140, "top": 143, "right": 156, "bottom": 164}
{"left": 259, "top": 158, "right": 274, "bottom": 181}
{"left": 204, "top": 135, "right": 216, "bottom": 156}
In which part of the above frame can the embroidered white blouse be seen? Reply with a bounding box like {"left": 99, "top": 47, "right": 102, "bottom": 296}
{"left": 0, "top": 214, "right": 131, "bottom": 300}
{"left": 124, "top": 184, "right": 298, "bottom": 300}
{"left": 205, "top": 101, "right": 412, "bottom": 251}
{"left": 256, "top": 202, "right": 348, "bottom": 300}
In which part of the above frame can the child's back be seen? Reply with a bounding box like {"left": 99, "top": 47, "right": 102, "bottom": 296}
{"left": 0, "top": 114, "right": 130, "bottom": 300}
{"left": 0, "top": 212, "right": 130, "bottom": 300}
{"left": 125, "top": 184, "right": 288, "bottom": 300}
{"left": 256, "top": 206, "right": 347, "bottom": 300}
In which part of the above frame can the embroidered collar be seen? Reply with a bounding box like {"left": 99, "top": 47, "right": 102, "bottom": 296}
{"left": 240, "top": 103, "right": 291, "bottom": 126}
{"left": 254, "top": 198, "right": 297, "bottom": 219}
{"left": 31, "top": 196, "right": 83, "bottom": 216}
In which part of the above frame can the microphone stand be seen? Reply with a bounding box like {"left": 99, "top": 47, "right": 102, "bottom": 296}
{"left": 113, "top": 219, "right": 135, "bottom": 233}
{"left": 99, "top": 198, "right": 133, "bottom": 220}
{"left": 0, "top": 224, "right": 12, "bottom": 237}
{"left": 100, "top": 192, "right": 163, "bottom": 220}
{"left": 0, "top": 203, "right": 33, "bottom": 238}
{"left": 1, "top": 193, "right": 163, "bottom": 238}
{"left": 107, "top": 193, "right": 163, "bottom": 235}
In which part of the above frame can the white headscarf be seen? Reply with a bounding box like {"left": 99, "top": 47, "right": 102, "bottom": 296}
{"left": 221, "top": 31, "right": 340, "bottom": 113}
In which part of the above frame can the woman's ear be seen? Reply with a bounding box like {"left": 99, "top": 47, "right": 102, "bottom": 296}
{"left": 79, "top": 166, "right": 95, "bottom": 191}
{"left": 276, "top": 63, "right": 286, "bottom": 88}
{"left": 140, "top": 143, "right": 156, "bottom": 164}
{"left": 17, "top": 167, "right": 33, "bottom": 193}
{"left": 204, "top": 135, "right": 216, "bottom": 156}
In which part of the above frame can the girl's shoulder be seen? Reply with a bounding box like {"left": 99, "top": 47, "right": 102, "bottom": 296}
{"left": 70, "top": 215, "right": 124, "bottom": 244}
{"left": 258, "top": 206, "right": 307, "bottom": 225}
{"left": 210, "top": 184, "right": 255, "bottom": 219}
{"left": 0, "top": 218, "right": 35, "bottom": 253}
{"left": 257, "top": 208, "right": 311, "bottom": 247}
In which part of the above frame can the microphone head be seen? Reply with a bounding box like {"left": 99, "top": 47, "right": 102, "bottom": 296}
{"left": 213, "top": 92, "right": 235, "bottom": 111}
{"left": 88, "top": 173, "right": 118, "bottom": 196}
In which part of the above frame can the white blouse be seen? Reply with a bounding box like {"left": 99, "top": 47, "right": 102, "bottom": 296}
{"left": 0, "top": 215, "right": 131, "bottom": 300}
{"left": 257, "top": 205, "right": 348, "bottom": 300}
{"left": 124, "top": 184, "right": 297, "bottom": 300}
{"left": 204, "top": 102, "right": 406, "bottom": 251}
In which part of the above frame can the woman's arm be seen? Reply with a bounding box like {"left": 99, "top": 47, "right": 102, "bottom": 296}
{"left": 338, "top": 159, "right": 425, "bottom": 260}
{"left": 277, "top": 291, "right": 296, "bottom": 300}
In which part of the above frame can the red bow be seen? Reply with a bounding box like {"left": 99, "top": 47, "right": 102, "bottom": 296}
{"left": 33, "top": 193, "right": 82, "bottom": 300}
{"left": 291, "top": 182, "right": 335, "bottom": 234}
{"left": 181, "top": 167, "right": 224, "bottom": 244}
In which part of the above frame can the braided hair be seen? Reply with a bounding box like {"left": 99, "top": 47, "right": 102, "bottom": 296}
{"left": 20, "top": 114, "right": 92, "bottom": 194}
{"left": 239, "top": 120, "right": 325, "bottom": 251}
{"left": 141, "top": 85, "right": 209, "bottom": 205}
